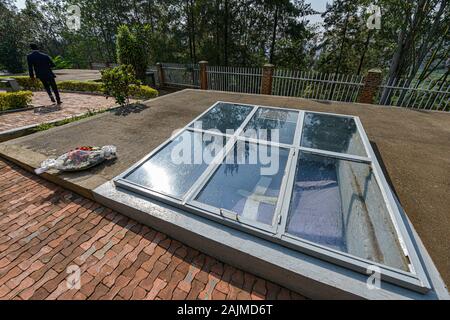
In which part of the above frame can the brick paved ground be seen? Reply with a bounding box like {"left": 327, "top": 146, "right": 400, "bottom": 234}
{"left": 0, "top": 159, "right": 304, "bottom": 300}
{"left": 0, "top": 92, "right": 117, "bottom": 133}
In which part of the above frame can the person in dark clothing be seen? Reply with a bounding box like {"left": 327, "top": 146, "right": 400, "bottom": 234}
{"left": 27, "top": 44, "right": 62, "bottom": 104}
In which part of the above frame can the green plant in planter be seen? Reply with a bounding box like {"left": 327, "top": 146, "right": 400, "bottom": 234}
{"left": 52, "top": 56, "right": 73, "bottom": 69}
{"left": 101, "top": 65, "right": 139, "bottom": 106}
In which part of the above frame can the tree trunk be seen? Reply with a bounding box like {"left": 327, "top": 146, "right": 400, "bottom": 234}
{"left": 215, "top": 0, "right": 221, "bottom": 65}
{"left": 356, "top": 31, "right": 372, "bottom": 75}
{"left": 329, "top": 10, "right": 350, "bottom": 100}
{"left": 334, "top": 12, "right": 349, "bottom": 76}
{"left": 224, "top": 0, "right": 229, "bottom": 66}
{"left": 187, "top": 2, "right": 194, "bottom": 63}
{"left": 391, "top": 0, "right": 447, "bottom": 105}
{"left": 190, "top": 0, "right": 197, "bottom": 62}
{"left": 380, "top": 27, "right": 406, "bottom": 104}
{"left": 269, "top": 6, "right": 279, "bottom": 64}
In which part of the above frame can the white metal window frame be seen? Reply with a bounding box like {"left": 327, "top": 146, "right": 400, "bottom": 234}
{"left": 113, "top": 101, "right": 431, "bottom": 293}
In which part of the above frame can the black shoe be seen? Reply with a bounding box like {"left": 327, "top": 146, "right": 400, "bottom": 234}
{"left": 50, "top": 96, "right": 56, "bottom": 103}
{"left": 56, "top": 100, "right": 62, "bottom": 105}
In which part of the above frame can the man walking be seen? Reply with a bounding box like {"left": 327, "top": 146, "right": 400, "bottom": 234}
{"left": 27, "top": 44, "right": 62, "bottom": 104}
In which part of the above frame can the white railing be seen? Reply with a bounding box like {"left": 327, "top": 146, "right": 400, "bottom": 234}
{"left": 378, "top": 78, "right": 450, "bottom": 111}
{"left": 161, "top": 63, "right": 200, "bottom": 88}
{"left": 272, "top": 70, "right": 364, "bottom": 102}
{"left": 207, "top": 66, "right": 262, "bottom": 94}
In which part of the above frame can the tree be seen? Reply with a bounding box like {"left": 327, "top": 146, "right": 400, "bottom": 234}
{"left": 317, "top": 0, "right": 363, "bottom": 75}
{"left": 0, "top": 0, "right": 27, "bottom": 73}
{"left": 266, "top": 0, "right": 313, "bottom": 66}
{"left": 380, "top": 0, "right": 449, "bottom": 103}
{"left": 116, "top": 24, "right": 151, "bottom": 81}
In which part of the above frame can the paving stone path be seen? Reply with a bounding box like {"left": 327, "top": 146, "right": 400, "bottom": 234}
{"left": 0, "top": 92, "right": 117, "bottom": 133}
{"left": 0, "top": 159, "right": 305, "bottom": 300}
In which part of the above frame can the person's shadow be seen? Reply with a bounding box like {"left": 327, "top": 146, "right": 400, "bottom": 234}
{"left": 34, "top": 103, "right": 62, "bottom": 114}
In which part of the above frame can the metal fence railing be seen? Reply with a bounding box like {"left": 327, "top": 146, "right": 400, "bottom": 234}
{"left": 161, "top": 63, "right": 200, "bottom": 88}
{"left": 207, "top": 66, "right": 262, "bottom": 94}
{"left": 90, "top": 61, "right": 450, "bottom": 112}
{"left": 147, "top": 65, "right": 160, "bottom": 86}
{"left": 90, "top": 62, "right": 119, "bottom": 70}
{"left": 378, "top": 78, "right": 450, "bottom": 111}
{"left": 272, "top": 70, "right": 364, "bottom": 103}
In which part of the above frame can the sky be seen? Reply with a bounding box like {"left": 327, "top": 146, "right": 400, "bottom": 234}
{"left": 15, "top": 0, "right": 26, "bottom": 9}
{"left": 14, "top": 0, "right": 329, "bottom": 16}
{"left": 14, "top": 0, "right": 328, "bottom": 24}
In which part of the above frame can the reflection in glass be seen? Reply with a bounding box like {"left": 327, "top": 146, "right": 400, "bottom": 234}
{"left": 196, "top": 142, "right": 289, "bottom": 226}
{"left": 286, "top": 153, "right": 409, "bottom": 271}
{"left": 190, "top": 102, "right": 253, "bottom": 133}
{"left": 242, "top": 108, "right": 298, "bottom": 145}
{"left": 125, "top": 131, "right": 226, "bottom": 198}
{"left": 301, "top": 113, "right": 366, "bottom": 156}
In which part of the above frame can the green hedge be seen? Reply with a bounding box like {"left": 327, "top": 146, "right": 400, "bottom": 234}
{"left": 57, "top": 80, "right": 103, "bottom": 93}
{"left": 59, "top": 80, "right": 158, "bottom": 99}
{"left": 130, "top": 84, "right": 158, "bottom": 99}
{"left": 0, "top": 77, "right": 158, "bottom": 100}
{"left": 0, "top": 91, "right": 33, "bottom": 111}
{"left": 0, "top": 76, "right": 43, "bottom": 90}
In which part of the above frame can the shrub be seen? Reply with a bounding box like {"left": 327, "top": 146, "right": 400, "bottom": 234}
{"left": 116, "top": 24, "right": 151, "bottom": 81}
{"left": 0, "top": 76, "right": 43, "bottom": 90}
{"left": 57, "top": 80, "right": 103, "bottom": 93}
{"left": 101, "top": 65, "right": 139, "bottom": 106}
{"left": 130, "top": 84, "right": 158, "bottom": 100}
{"left": 0, "top": 77, "right": 158, "bottom": 102}
{"left": 52, "top": 56, "right": 73, "bottom": 69}
{"left": 0, "top": 91, "right": 32, "bottom": 111}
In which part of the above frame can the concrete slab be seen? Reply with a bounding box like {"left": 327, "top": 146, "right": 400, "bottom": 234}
{"left": 0, "top": 89, "right": 449, "bottom": 292}
{"left": 94, "top": 180, "right": 449, "bottom": 300}
{"left": 53, "top": 69, "right": 101, "bottom": 81}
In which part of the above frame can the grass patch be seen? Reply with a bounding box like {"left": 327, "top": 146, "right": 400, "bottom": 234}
{"left": 32, "top": 108, "right": 109, "bottom": 132}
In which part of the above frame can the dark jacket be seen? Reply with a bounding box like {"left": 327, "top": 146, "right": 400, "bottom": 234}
{"left": 27, "top": 51, "right": 56, "bottom": 80}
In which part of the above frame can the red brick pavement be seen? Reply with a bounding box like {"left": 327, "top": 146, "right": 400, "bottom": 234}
{"left": 0, "top": 159, "right": 306, "bottom": 300}
{"left": 0, "top": 92, "right": 117, "bottom": 133}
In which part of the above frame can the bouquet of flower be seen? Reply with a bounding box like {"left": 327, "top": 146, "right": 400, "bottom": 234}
{"left": 35, "top": 145, "right": 117, "bottom": 175}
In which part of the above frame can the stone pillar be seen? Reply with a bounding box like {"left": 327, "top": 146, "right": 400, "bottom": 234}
{"left": 156, "top": 63, "right": 165, "bottom": 87}
{"left": 261, "top": 64, "right": 275, "bottom": 95}
{"left": 199, "top": 61, "right": 208, "bottom": 90}
{"left": 358, "top": 69, "right": 383, "bottom": 104}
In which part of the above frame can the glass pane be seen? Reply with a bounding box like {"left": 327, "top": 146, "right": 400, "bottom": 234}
{"left": 301, "top": 113, "right": 366, "bottom": 156}
{"left": 286, "top": 153, "right": 409, "bottom": 271}
{"left": 195, "top": 142, "right": 289, "bottom": 226}
{"left": 124, "top": 130, "right": 226, "bottom": 198}
{"left": 190, "top": 102, "right": 253, "bottom": 134}
{"left": 241, "top": 108, "right": 298, "bottom": 145}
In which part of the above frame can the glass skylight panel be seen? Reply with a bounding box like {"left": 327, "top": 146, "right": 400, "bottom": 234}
{"left": 124, "top": 131, "right": 226, "bottom": 198}
{"left": 190, "top": 102, "right": 253, "bottom": 133}
{"left": 115, "top": 102, "right": 429, "bottom": 292}
{"left": 195, "top": 142, "right": 289, "bottom": 226}
{"left": 241, "top": 108, "right": 298, "bottom": 145}
{"left": 285, "top": 152, "right": 409, "bottom": 272}
{"left": 301, "top": 113, "right": 367, "bottom": 156}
